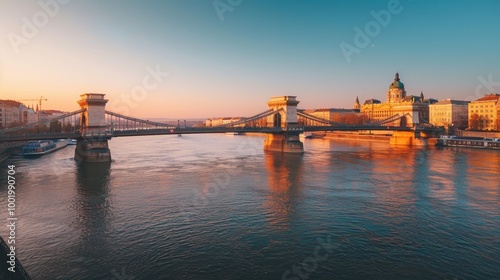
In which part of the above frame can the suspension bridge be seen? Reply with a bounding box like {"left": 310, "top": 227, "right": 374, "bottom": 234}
{"left": 0, "top": 94, "right": 441, "bottom": 162}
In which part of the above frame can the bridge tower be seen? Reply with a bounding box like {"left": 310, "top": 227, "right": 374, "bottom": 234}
{"left": 264, "top": 96, "right": 304, "bottom": 153}
{"left": 75, "top": 93, "right": 112, "bottom": 162}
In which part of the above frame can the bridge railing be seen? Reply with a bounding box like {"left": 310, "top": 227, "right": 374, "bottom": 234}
{"left": 82, "top": 130, "right": 114, "bottom": 140}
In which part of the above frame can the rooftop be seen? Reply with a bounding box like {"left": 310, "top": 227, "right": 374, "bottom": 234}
{"left": 40, "top": 110, "right": 67, "bottom": 115}
{"left": 363, "top": 99, "right": 381, "bottom": 105}
{"left": 473, "top": 93, "right": 500, "bottom": 102}
{"left": 432, "top": 99, "right": 470, "bottom": 105}
{"left": 0, "top": 100, "right": 22, "bottom": 107}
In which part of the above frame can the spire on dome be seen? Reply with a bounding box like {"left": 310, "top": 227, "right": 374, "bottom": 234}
{"left": 389, "top": 72, "right": 404, "bottom": 90}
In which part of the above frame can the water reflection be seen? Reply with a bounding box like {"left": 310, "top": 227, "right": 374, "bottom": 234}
{"left": 73, "top": 162, "right": 112, "bottom": 263}
{"left": 3, "top": 134, "right": 500, "bottom": 279}
{"left": 427, "top": 149, "right": 461, "bottom": 202}
{"left": 463, "top": 150, "right": 500, "bottom": 214}
{"left": 364, "top": 147, "right": 418, "bottom": 221}
{"left": 263, "top": 151, "right": 304, "bottom": 231}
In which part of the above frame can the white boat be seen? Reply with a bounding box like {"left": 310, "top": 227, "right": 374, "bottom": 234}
{"left": 66, "top": 139, "right": 78, "bottom": 145}
{"left": 226, "top": 132, "right": 243, "bottom": 135}
{"left": 22, "top": 139, "right": 68, "bottom": 157}
{"left": 300, "top": 132, "right": 326, "bottom": 139}
{"left": 437, "top": 136, "right": 500, "bottom": 149}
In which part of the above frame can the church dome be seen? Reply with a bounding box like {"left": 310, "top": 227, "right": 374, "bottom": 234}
{"left": 389, "top": 72, "right": 405, "bottom": 89}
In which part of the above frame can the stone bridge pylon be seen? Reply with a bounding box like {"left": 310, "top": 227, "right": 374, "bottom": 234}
{"left": 75, "top": 93, "right": 112, "bottom": 162}
{"left": 264, "top": 96, "right": 304, "bottom": 153}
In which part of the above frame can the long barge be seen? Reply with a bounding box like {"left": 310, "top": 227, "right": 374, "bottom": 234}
{"left": 21, "top": 139, "right": 68, "bottom": 157}
{"left": 437, "top": 136, "right": 500, "bottom": 149}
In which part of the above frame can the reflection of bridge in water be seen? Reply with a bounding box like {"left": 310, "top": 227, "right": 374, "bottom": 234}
{"left": 0, "top": 94, "right": 441, "bottom": 162}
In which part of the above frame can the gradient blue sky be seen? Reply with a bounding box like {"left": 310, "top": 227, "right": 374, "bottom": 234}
{"left": 1, "top": 0, "right": 500, "bottom": 118}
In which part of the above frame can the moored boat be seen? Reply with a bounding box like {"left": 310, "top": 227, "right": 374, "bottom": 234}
{"left": 22, "top": 139, "right": 68, "bottom": 157}
{"left": 226, "top": 132, "right": 243, "bottom": 135}
{"left": 300, "top": 132, "right": 326, "bottom": 139}
{"left": 436, "top": 136, "right": 500, "bottom": 149}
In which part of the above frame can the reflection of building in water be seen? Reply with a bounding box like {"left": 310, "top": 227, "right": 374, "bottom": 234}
{"left": 369, "top": 147, "right": 417, "bottom": 219}
{"left": 426, "top": 149, "right": 458, "bottom": 200}
{"left": 74, "top": 162, "right": 112, "bottom": 259}
{"left": 465, "top": 150, "right": 500, "bottom": 213}
{"left": 263, "top": 152, "right": 304, "bottom": 230}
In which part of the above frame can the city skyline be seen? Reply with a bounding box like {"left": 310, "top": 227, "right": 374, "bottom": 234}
{"left": 1, "top": 0, "right": 500, "bottom": 118}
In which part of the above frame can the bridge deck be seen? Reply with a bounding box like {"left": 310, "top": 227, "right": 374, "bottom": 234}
{"left": 0, "top": 126, "right": 442, "bottom": 142}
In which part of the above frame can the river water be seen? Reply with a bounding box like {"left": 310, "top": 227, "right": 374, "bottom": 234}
{"left": 0, "top": 134, "right": 499, "bottom": 279}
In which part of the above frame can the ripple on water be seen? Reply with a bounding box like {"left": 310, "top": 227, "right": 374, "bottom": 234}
{"left": 0, "top": 135, "right": 499, "bottom": 279}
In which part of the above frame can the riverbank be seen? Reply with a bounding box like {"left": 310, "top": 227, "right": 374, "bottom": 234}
{"left": 455, "top": 130, "right": 500, "bottom": 138}
{"left": 323, "top": 132, "right": 442, "bottom": 146}
{"left": 324, "top": 132, "right": 391, "bottom": 142}
{"left": 0, "top": 142, "right": 24, "bottom": 162}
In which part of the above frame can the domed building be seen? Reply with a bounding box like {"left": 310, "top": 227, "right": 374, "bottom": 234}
{"left": 387, "top": 73, "right": 406, "bottom": 103}
{"left": 360, "top": 73, "right": 437, "bottom": 127}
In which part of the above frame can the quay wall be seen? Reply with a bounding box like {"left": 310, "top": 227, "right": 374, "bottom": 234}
{"left": 0, "top": 142, "right": 24, "bottom": 162}
{"left": 455, "top": 130, "right": 500, "bottom": 138}
{"left": 324, "top": 132, "right": 391, "bottom": 142}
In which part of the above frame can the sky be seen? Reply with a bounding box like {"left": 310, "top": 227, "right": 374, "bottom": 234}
{"left": 1, "top": 0, "right": 500, "bottom": 119}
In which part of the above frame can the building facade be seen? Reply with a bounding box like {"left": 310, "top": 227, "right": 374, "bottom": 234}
{"left": 429, "top": 99, "right": 469, "bottom": 129}
{"left": 38, "top": 110, "right": 67, "bottom": 122}
{"left": 360, "top": 73, "right": 437, "bottom": 127}
{"left": 299, "top": 108, "right": 364, "bottom": 125}
{"left": 468, "top": 93, "right": 500, "bottom": 131}
{"left": 205, "top": 117, "right": 246, "bottom": 127}
{"left": 0, "top": 100, "right": 37, "bottom": 128}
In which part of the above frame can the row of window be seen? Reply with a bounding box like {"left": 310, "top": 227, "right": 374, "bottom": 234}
{"left": 431, "top": 112, "right": 465, "bottom": 116}
{"left": 470, "top": 110, "right": 495, "bottom": 113}
{"left": 449, "top": 140, "right": 500, "bottom": 147}
{"left": 476, "top": 115, "right": 495, "bottom": 119}
{"left": 432, "top": 118, "right": 451, "bottom": 122}
{"left": 470, "top": 104, "right": 495, "bottom": 108}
